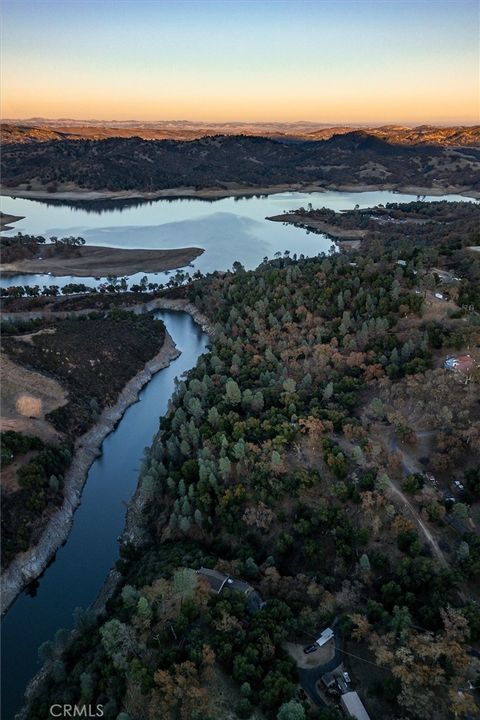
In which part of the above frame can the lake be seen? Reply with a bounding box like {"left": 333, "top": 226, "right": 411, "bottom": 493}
{"left": 0, "top": 190, "right": 473, "bottom": 289}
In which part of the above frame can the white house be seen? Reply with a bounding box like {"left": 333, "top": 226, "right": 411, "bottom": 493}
{"left": 315, "top": 627, "right": 334, "bottom": 647}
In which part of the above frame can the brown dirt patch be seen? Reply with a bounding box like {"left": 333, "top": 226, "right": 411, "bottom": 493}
{"left": 285, "top": 639, "right": 335, "bottom": 669}
{"left": 0, "top": 354, "right": 66, "bottom": 441}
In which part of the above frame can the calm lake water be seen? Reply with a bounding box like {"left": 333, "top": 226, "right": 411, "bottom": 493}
{"left": 1, "top": 311, "right": 209, "bottom": 720}
{"left": 0, "top": 190, "right": 473, "bottom": 289}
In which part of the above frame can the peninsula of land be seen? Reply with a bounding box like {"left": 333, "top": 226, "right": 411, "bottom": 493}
{"left": 0, "top": 212, "right": 25, "bottom": 231}
{"left": 1, "top": 245, "right": 203, "bottom": 278}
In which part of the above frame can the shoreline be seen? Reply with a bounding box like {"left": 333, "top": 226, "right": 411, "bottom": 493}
{"left": 0, "top": 295, "right": 216, "bottom": 325}
{"left": 16, "top": 299, "right": 214, "bottom": 719}
{"left": 1, "top": 245, "right": 204, "bottom": 278}
{"left": 0, "top": 212, "right": 25, "bottom": 231}
{"left": 0, "top": 328, "right": 181, "bottom": 615}
{"left": 1, "top": 181, "right": 479, "bottom": 201}
{"left": 121, "top": 299, "right": 214, "bottom": 548}
{"left": 267, "top": 212, "right": 367, "bottom": 241}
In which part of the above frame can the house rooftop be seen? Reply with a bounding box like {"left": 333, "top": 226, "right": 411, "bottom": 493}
{"left": 196, "top": 567, "right": 253, "bottom": 595}
{"left": 316, "top": 627, "right": 334, "bottom": 646}
{"left": 321, "top": 672, "right": 336, "bottom": 688}
{"left": 444, "top": 354, "right": 476, "bottom": 374}
{"left": 197, "top": 567, "right": 228, "bottom": 593}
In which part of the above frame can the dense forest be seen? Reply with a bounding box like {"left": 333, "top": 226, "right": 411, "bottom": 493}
{"left": 21, "top": 201, "right": 480, "bottom": 720}
{"left": 1, "top": 311, "right": 166, "bottom": 569}
{"left": 2, "top": 132, "right": 480, "bottom": 192}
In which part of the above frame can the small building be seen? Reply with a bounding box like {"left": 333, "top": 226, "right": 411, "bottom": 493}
{"left": 341, "top": 691, "right": 372, "bottom": 720}
{"left": 396, "top": 259, "right": 407, "bottom": 267}
{"left": 316, "top": 627, "right": 334, "bottom": 646}
{"left": 224, "top": 576, "right": 253, "bottom": 594}
{"left": 196, "top": 567, "right": 253, "bottom": 596}
{"left": 196, "top": 567, "right": 229, "bottom": 593}
{"left": 444, "top": 354, "right": 476, "bottom": 375}
{"left": 321, "top": 672, "right": 336, "bottom": 690}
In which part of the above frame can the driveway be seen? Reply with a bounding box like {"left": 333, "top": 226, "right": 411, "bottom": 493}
{"left": 297, "top": 619, "right": 344, "bottom": 707}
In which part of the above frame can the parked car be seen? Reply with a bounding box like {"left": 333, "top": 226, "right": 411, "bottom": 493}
{"left": 303, "top": 644, "right": 317, "bottom": 654}
{"left": 343, "top": 671, "right": 351, "bottom": 684}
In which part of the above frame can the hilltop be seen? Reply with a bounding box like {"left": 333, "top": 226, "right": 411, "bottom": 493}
{"left": 2, "top": 121, "right": 479, "bottom": 146}
{"left": 2, "top": 132, "right": 479, "bottom": 196}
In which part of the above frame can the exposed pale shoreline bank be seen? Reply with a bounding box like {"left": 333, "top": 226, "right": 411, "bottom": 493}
{"left": 0, "top": 329, "right": 180, "bottom": 616}
{"left": 1, "top": 298, "right": 213, "bottom": 617}
{"left": 1, "top": 245, "right": 204, "bottom": 278}
{"left": 11, "top": 298, "right": 214, "bottom": 719}
{"left": 1, "top": 181, "right": 479, "bottom": 201}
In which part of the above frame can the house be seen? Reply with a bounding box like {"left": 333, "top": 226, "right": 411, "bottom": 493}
{"left": 321, "top": 672, "right": 336, "bottom": 690}
{"left": 196, "top": 568, "right": 229, "bottom": 593}
{"left": 315, "top": 627, "right": 334, "bottom": 647}
{"left": 444, "top": 354, "right": 477, "bottom": 375}
{"left": 340, "top": 691, "right": 372, "bottom": 720}
{"left": 196, "top": 567, "right": 253, "bottom": 596}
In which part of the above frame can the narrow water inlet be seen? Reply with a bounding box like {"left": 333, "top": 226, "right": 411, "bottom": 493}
{"left": 0, "top": 311, "right": 209, "bottom": 720}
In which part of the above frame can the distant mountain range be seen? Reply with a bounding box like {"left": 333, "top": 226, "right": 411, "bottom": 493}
{"left": 2, "top": 120, "right": 479, "bottom": 146}
{"left": 2, "top": 131, "right": 479, "bottom": 194}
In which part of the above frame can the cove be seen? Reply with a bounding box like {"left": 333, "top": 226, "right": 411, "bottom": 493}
{"left": 0, "top": 190, "right": 474, "bottom": 290}
{"left": 0, "top": 310, "right": 209, "bottom": 720}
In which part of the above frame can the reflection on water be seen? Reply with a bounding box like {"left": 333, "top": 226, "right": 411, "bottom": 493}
{"left": 28, "top": 196, "right": 221, "bottom": 213}
{"left": 0, "top": 311, "right": 209, "bottom": 720}
{"left": 0, "top": 190, "right": 474, "bottom": 289}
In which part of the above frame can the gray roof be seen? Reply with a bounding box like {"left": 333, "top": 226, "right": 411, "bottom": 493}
{"left": 321, "top": 672, "right": 336, "bottom": 688}
{"left": 196, "top": 567, "right": 253, "bottom": 595}
{"left": 196, "top": 567, "right": 228, "bottom": 593}
{"left": 224, "top": 576, "right": 252, "bottom": 594}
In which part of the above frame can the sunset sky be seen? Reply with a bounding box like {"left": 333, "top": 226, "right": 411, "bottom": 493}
{"left": 1, "top": 0, "right": 478, "bottom": 124}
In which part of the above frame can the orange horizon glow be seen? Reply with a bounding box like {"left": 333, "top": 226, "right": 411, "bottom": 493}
{"left": 1, "top": 0, "right": 479, "bottom": 127}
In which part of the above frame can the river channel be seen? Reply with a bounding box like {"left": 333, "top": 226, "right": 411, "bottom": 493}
{"left": 1, "top": 311, "right": 209, "bottom": 720}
